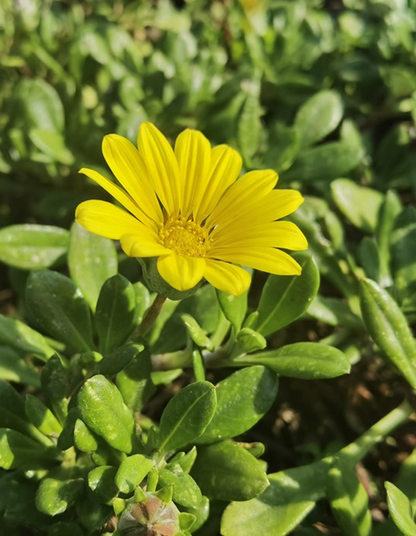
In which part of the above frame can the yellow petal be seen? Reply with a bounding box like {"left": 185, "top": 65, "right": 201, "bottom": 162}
{"left": 212, "top": 221, "right": 308, "bottom": 250}
{"left": 102, "top": 134, "right": 163, "bottom": 225}
{"left": 194, "top": 145, "right": 242, "bottom": 222}
{"left": 75, "top": 200, "right": 152, "bottom": 240}
{"left": 211, "top": 189, "right": 304, "bottom": 239}
{"left": 157, "top": 254, "right": 205, "bottom": 291}
{"left": 210, "top": 247, "right": 302, "bottom": 276}
{"left": 204, "top": 260, "right": 251, "bottom": 296}
{"left": 79, "top": 167, "right": 149, "bottom": 224}
{"left": 138, "top": 122, "right": 180, "bottom": 214}
{"left": 120, "top": 234, "right": 170, "bottom": 258}
{"left": 175, "top": 129, "right": 211, "bottom": 216}
{"left": 207, "top": 169, "right": 278, "bottom": 229}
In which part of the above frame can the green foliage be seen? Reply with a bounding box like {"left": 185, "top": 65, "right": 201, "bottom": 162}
{"left": 1, "top": 0, "right": 416, "bottom": 534}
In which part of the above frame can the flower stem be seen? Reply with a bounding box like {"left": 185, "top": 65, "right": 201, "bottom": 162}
{"left": 339, "top": 399, "right": 414, "bottom": 465}
{"left": 135, "top": 295, "right": 167, "bottom": 338}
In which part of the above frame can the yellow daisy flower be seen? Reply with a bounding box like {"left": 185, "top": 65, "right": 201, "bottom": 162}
{"left": 75, "top": 122, "right": 307, "bottom": 296}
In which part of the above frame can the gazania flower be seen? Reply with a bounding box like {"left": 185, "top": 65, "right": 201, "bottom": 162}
{"left": 75, "top": 122, "right": 307, "bottom": 296}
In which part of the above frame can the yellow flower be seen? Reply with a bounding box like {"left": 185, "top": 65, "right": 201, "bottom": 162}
{"left": 75, "top": 122, "right": 307, "bottom": 296}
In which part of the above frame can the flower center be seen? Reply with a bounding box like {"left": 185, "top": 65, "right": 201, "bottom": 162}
{"left": 159, "top": 216, "right": 211, "bottom": 257}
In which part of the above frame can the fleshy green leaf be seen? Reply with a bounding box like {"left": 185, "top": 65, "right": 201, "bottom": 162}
{"left": 25, "top": 395, "right": 62, "bottom": 438}
{"left": 157, "top": 381, "right": 217, "bottom": 453}
{"left": 196, "top": 366, "right": 278, "bottom": 444}
{"left": 88, "top": 465, "right": 118, "bottom": 504}
{"left": 0, "top": 314, "right": 55, "bottom": 360}
{"left": 221, "top": 459, "right": 330, "bottom": 536}
{"left": 191, "top": 441, "right": 269, "bottom": 501}
{"left": 95, "top": 274, "right": 136, "bottom": 353}
{"left": 216, "top": 289, "right": 248, "bottom": 331}
{"left": 359, "top": 278, "right": 416, "bottom": 389}
{"left": 331, "top": 179, "right": 384, "bottom": 234}
{"left": 307, "top": 295, "right": 362, "bottom": 330}
{"left": 0, "top": 224, "right": 69, "bottom": 270}
{"left": 0, "top": 428, "right": 49, "bottom": 469}
{"left": 256, "top": 254, "right": 320, "bottom": 336}
{"left": 77, "top": 375, "right": 134, "bottom": 453}
{"left": 68, "top": 223, "right": 117, "bottom": 311}
{"left": 159, "top": 464, "right": 202, "bottom": 508}
{"left": 391, "top": 207, "right": 416, "bottom": 300}
{"left": 74, "top": 419, "right": 99, "bottom": 453}
{"left": 386, "top": 482, "right": 416, "bottom": 536}
{"left": 236, "top": 343, "right": 350, "bottom": 379}
{"left": 0, "top": 346, "right": 40, "bottom": 386}
{"left": 114, "top": 454, "right": 154, "bottom": 494}
{"left": 328, "top": 458, "right": 372, "bottom": 536}
{"left": 294, "top": 89, "right": 343, "bottom": 147}
{"left": 36, "top": 468, "right": 84, "bottom": 516}
{"left": 26, "top": 270, "right": 94, "bottom": 353}
{"left": 116, "top": 348, "right": 155, "bottom": 412}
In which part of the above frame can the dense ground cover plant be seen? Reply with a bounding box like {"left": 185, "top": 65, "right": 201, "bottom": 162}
{"left": 1, "top": 0, "right": 416, "bottom": 535}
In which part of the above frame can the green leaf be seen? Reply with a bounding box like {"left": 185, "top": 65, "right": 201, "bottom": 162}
{"left": 196, "top": 366, "right": 278, "bottom": 444}
{"left": 74, "top": 419, "right": 99, "bottom": 452}
{"left": 238, "top": 92, "right": 262, "bottom": 164}
{"left": 99, "top": 343, "right": 143, "bottom": 376}
{"left": 0, "top": 428, "right": 48, "bottom": 469}
{"left": 221, "top": 459, "right": 330, "bottom": 536}
{"left": 265, "top": 123, "right": 300, "bottom": 172}
{"left": 36, "top": 468, "right": 84, "bottom": 516}
{"left": 294, "top": 90, "right": 343, "bottom": 147}
{"left": 116, "top": 348, "right": 155, "bottom": 412}
{"left": 359, "top": 278, "right": 416, "bottom": 389}
{"left": 41, "top": 354, "right": 69, "bottom": 424}
{"left": 26, "top": 270, "right": 94, "bottom": 353}
{"left": 25, "top": 395, "right": 62, "bottom": 438}
{"left": 391, "top": 207, "right": 416, "bottom": 300}
{"left": 77, "top": 374, "right": 134, "bottom": 453}
{"left": 282, "top": 141, "right": 363, "bottom": 183}
{"left": 0, "top": 314, "right": 55, "bottom": 360}
{"left": 18, "top": 78, "right": 65, "bottom": 132}
{"left": 158, "top": 381, "right": 217, "bottom": 453}
{"left": 29, "top": 129, "right": 74, "bottom": 165}
{"left": 181, "top": 314, "right": 213, "bottom": 349}
{"left": 95, "top": 274, "right": 136, "bottom": 353}
{"left": 0, "top": 346, "right": 40, "bottom": 386}
{"left": 235, "top": 328, "right": 267, "bottom": 354}
{"left": 358, "top": 237, "right": 381, "bottom": 282}
{"left": 236, "top": 343, "right": 350, "bottom": 379}
{"left": 377, "top": 190, "right": 402, "bottom": 287}
{"left": 256, "top": 254, "right": 320, "bottom": 336}
{"left": 307, "top": 296, "right": 363, "bottom": 330}
{"left": 0, "top": 224, "right": 69, "bottom": 270}
{"left": 331, "top": 179, "right": 384, "bottom": 233}
{"left": 191, "top": 441, "right": 269, "bottom": 501}
{"left": 68, "top": 223, "right": 118, "bottom": 312}
{"left": 328, "top": 458, "right": 372, "bottom": 536}
{"left": 216, "top": 289, "right": 248, "bottom": 331}
{"left": 386, "top": 482, "right": 416, "bottom": 536}
{"left": 159, "top": 464, "right": 202, "bottom": 508}
{"left": 115, "top": 454, "right": 154, "bottom": 494}
{"left": 88, "top": 465, "right": 118, "bottom": 504}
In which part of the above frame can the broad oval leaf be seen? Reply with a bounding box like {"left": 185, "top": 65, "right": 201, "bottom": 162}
{"left": 295, "top": 90, "right": 344, "bottom": 147}
{"left": 196, "top": 366, "right": 278, "bottom": 444}
{"left": 221, "top": 459, "right": 330, "bottom": 536}
{"left": 0, "top": 346, "right": 41, "bottom": 386}
{"left": 359, "top": 278, "right": 416, "bottom": 389}
{"left": 217, "top": 288, "right": 248, "bottom": 331}
{"left": 331, "top": 179, "right": 384, "bottom": 234}
{"left": 256, "top": 255, "right": 320, "bottom": 336}
{"left": 68, "top": 223, "right": 117, "bottom": 311}
{"left": 95, "top": 275, "right": 137, "bottom": 354}
{"left": 26, "top": 270, "right": 94, "bottom": 353}
{"left": 282, "top": 141, "right": 363, "bottom": 183}
{"left": 35, "top": 469, "right": 84, "bottom": 516}
{"left": 191, "top": 441, "right": 269, "bottom": 502}
{"left": 115, "top": 454, "right": 154, "bottom": 494}
{"left": 115, "top": 348, "right": 155, "bottom": 412}
{"left": 0, "top": 224, "right": 69, "bottom": 270}
{"left": 237, "top": 343, "right": 350, "bottom": 379}
{"left": 77, "top": 374, "right": 134, "bottom": 453}
{"left": 0, "top": 428, "right": 49, "bottom": 470}
{"left": 158, "top": 381, "right": 217, "bottom": 453}
{"left": 159, "top": 464, "right": 202, "bottom": 508}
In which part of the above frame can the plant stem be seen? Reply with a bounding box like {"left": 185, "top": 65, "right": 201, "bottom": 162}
{"left": 134, "top": 295, "right": 167, "bottom": 338}
{"left": 339, "top": 399, "right": 414, "bottom": 465}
